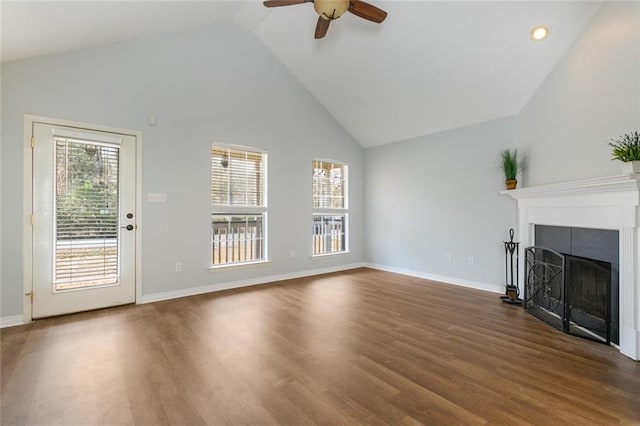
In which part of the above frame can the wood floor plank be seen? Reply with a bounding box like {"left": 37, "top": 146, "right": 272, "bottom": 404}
{"left": 2, "top": 268, "right": 639, "bottom": 425}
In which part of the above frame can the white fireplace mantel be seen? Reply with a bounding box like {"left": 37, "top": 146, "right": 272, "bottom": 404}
{"left": 504, "top": 175, "right": 640, "bottom": 361}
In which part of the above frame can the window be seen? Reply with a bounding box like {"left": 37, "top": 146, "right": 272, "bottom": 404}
{"left": 312, "top": 159, "right": 348, "bottom": 255}
{"left": 55, "top": 138, "right": 119, "bottom": 289}
{"left": 211, "top": 144, "right": 267, "bottom": 266}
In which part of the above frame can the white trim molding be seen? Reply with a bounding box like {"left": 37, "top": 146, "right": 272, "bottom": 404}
{"left": 1, "top": 315, "right": 25, "bottom": 329}
{"left": 504, "top": 174, "right": 640, "bottom": 361}
{"left": 139, "top": 263, "right": 366, "bottom": 304}
{"left": 365, "top": 263, "right": 504, "bottom": 295}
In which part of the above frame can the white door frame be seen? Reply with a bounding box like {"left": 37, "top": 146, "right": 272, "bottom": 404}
{"left": 22, "top": 115, "right": 143, "bottom": 323}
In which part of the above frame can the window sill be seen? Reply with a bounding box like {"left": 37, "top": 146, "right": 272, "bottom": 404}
{"left": 209, "top": 260, "right": 271, "bottom": 272}
{"left": 311, "top": 251, "right": 350, "bottom": 259}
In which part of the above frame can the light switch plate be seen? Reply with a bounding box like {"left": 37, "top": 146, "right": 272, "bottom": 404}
{"left": 148, "top": 193, "right": 167, "bottom": 203}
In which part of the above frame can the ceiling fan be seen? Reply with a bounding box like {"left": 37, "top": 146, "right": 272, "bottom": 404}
{"left": 263, "top": 0, "right": 387, "bottom": 39}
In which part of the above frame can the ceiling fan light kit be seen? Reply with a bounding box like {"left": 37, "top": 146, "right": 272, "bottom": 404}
{"left": 263, "top": 0, "right": 387, "bottom": 39}
{"left": 314, "top": 0, "right": 349, "bottom": 20}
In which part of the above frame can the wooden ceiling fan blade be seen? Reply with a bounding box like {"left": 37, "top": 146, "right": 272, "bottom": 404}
{"left": 263, "top": 0, "right": 307, "bottom": 8}
{"left": 348, "top": 0, "right": 387, "bottom": 23}
{"left": 315, "top": 16, "right": 330, "bottom": 39}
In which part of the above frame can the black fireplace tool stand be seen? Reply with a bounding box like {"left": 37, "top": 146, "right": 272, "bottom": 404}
{"left": 501, "top": 228, "right": 523, "bottom": 305}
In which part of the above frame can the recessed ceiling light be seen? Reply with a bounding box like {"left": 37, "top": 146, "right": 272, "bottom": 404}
{"left": 530, "top": 25, "right": 550, "bottom": 41}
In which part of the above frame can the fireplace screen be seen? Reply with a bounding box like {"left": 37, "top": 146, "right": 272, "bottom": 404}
{"left": 525, "top": 246, "right": 611, "bottom": 344}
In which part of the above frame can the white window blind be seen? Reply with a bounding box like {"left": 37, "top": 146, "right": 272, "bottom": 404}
{"left": 312, "top": 159, "right": 348, "bottom": 255}
{"left": 211, "top": 146, "right": 264, "bottom": 207}
{"left": 313, "top": 160, "right": 346, "bottom": 209}
{"left": 211, "top": 144, "right": 267, "bottom": 266}
{"left": 55, "top": 138, "right": 120, "bottom": 289}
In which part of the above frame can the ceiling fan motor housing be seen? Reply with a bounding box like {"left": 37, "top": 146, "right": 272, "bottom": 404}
{"left": 314, "top": 0, "right": 350, "bottom": 20}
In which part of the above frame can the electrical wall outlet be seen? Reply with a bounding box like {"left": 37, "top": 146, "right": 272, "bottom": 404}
{"left": 468, "top": 256, "right": 475, "bottom": 265}
{"left": 443, "top": 253, "right": 452, "bottom": 263}
{"left": 175, "top": 262, "right": 182, "bottom": 272}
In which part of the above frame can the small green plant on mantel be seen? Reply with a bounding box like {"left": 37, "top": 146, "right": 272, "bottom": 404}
{"left": 609, "top": 131, "right": 640, "bottom": 162}
{"left": 609, "top": 131, "right": 640, "bottom": 175}
{"left": 500, "top": 149, "right": 519, "bottom": 190}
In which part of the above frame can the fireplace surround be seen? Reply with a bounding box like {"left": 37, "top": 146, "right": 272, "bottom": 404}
{"left": 504, "top": 175, "right": 640, "bottom": 361}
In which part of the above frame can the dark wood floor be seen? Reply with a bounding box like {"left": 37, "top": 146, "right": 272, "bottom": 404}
{"left": 2, "top": 268, "right": 639, "bottom": 425}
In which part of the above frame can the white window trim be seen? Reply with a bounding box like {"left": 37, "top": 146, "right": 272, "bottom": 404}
{"left": 311, "top": 213, "right": 349, "bottom": 255}
{"left": 311, "top": 251, "right": 351, "bottom": 260}
{"left": 210, "top": 205, "right": 267, "bottom": 215}
{"left": 213, "top": 142, "right": 267, "bottom": 155}
{"left": 211, "top": 143, "right": 268, "bottom": 267}
{"left": 312, "top": 159, "right": 349, "bottom": 257}
{"left": 209, "top": 259, "right": 272, "bottom": 271}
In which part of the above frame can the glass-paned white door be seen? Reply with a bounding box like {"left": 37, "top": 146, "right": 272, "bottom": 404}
{"left": 32, "top": 122, "right": 136, "bottom": 318}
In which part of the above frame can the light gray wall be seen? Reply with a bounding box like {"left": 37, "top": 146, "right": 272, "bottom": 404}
{"left": 1, "top": 24, "right": 364, "bottom": 317}
{"left": 364, "top": 116, "right": 518, "bottom": 291}
{"left": 363, "top": 1, "right": 639, "bottom": 291}
{"left": 519, "top": 1, "right": 640, "bottom": 186}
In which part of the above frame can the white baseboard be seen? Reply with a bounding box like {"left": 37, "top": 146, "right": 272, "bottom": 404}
{"left": 1, "top": 315, "right": 25, "bottom": 329}
{"left": 619, "top": 325, "right": 640, "bottom": 361}
{"left": 3, "top": 264, "right": 500, "bottom": 325}
{"left": 4, "top": 264, "right": 502, "bottom": 322}
{"left": 139, "top": 262, "right": 366, "bottom": 304}
{"left": 364, "top": 263, "right": 504, "bottom": 295}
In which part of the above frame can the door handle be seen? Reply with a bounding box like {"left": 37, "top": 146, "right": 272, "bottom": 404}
{"left": 121, "top": 224, "right": 134, "bottom": 231}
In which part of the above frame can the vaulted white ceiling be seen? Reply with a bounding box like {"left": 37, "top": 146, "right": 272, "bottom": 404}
{"left": 1, "top": 1, "right": 603, "bottom": 147}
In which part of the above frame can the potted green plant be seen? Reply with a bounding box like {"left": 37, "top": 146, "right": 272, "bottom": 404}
{"left": 609, "top": 131, "right": 640, "bottom": 174}
{"left": 500, "top": 149, "right": 520, "bottom": 190}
